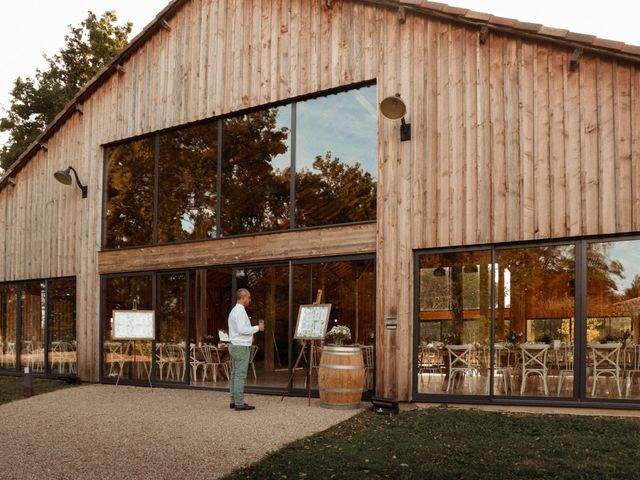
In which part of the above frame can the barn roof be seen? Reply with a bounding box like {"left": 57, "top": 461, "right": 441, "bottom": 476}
{"left": 2, "top": 0, "right": 640, "bottom": 192}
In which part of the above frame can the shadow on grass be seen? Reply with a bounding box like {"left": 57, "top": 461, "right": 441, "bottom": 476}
{"left": 225, "top": 407, "right": 640, "bottom": 480}
{"left": 0, "top": 376, "right": 74, "bottom": 406}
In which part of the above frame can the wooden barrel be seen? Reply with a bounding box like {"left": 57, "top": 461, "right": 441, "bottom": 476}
{"left": 318, "top": 345, "right": 365, "bottom": 409}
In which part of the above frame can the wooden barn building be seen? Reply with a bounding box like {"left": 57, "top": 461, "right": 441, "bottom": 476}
{"left": 2, "top": 0, "right": 640, "bottom": 408}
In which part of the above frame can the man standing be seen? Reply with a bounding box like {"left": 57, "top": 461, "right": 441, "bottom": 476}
{"left": 228, "top": 288, "right": 264, "bottom": 411}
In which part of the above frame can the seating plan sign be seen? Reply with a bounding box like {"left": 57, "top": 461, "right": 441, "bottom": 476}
{"left": 112, "top": 310, "right": 155, "bottom": 340}
{"left": 294, "top": 304, "right": 332, "bottom": 340}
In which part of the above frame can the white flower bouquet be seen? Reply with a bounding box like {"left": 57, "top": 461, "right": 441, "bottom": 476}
{"left": 326, "top": 325, "right": 351, "bottom": 346}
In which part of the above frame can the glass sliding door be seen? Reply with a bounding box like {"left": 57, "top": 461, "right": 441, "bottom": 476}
{"left": 417, "top": 251, "right": 491, "bottom": 396}
{"left": 189, "top": 268, "right": 233, "bottom": 387}
{"left": 494, "top": 245, "right": 575, "bottom": 398}
{"left": 155, "top": 272, "right": 188, "bottom": 384}
{"left": 47, "top": 279, "right": 77, "bottom": 375}
{"left": 235, "top": 265, "right": 290, "bottom": 389}
{"left": 292, "top": 259, "right": 376, "bottom": 391}
{"left": 587, "top": 240, "right": 640, "bottom": 400}
{"left": 103, "top": 275, "right": 153, "bottom": 382}
{"left": 20, "top": 282, "right": 46, "bottom": 373}
{"left": 0, "top": 284, "right": 17, "bottom": 370}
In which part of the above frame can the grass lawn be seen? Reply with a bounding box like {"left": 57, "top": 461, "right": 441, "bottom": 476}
{"left": 0, "top": 376, "right": 73, "bottom": 406}
{"left": 225, "top": 407, "right": 640, "bottom": 479}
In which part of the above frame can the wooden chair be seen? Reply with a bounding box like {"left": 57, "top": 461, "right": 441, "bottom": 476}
{"left": 248, "top": 344, "right": 259, "bottom": 380}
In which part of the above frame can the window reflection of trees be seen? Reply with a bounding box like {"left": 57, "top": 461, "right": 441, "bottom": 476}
{"left": 104, "top": 85, "right": 379, "bottom": 246}
{"left": 221, "top": 109, "right": 291, "bottom": 235}
{"left": 158, "top": 125, "right": 218, "bottom": 242}
{"left": 105, "top": 139, "right": 155, "bottom": 248}
{"left": 295, "top": 153, "right": 377, "bottom": 227}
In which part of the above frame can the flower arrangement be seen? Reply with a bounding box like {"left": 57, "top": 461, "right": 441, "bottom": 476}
{"left": 326, "top": 325, "right": 351, "bottom": 346}
{"left": 504, "top": 330, "right": 523, "bottom": 349}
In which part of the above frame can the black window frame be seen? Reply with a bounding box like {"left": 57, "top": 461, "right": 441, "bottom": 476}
{"left": 413, "top": 233, "right": 640, "bottom": 409}
{"left": 0, "top": 276, "right": 77, "bottom": 378}
{"left": 100, "top": 80, "right": 377, "bottom": 251}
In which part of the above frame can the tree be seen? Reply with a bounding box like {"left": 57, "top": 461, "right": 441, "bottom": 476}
{"left": 0, "top": 11, "right": 131, "bottom": 170}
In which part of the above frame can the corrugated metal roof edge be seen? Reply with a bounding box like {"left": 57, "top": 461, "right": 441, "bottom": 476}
{"left": 2, "top": 0, "right": 640, "bottom": 192}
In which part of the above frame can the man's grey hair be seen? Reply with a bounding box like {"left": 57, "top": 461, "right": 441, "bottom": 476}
{"left": 236, "top": 288, "right": 250, "bottom": 301}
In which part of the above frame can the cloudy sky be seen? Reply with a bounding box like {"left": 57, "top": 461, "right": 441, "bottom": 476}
{"left": 1, "top": 0, "right": 639, "bottom": 149}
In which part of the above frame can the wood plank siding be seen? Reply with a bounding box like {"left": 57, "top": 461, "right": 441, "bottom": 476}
{"left": 1, "top": 0, "right": 640, "bottom": 399}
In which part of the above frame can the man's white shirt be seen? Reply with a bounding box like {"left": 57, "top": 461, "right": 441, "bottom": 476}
{"left": 228, "top": 303, "right": 258, "bottom": 346}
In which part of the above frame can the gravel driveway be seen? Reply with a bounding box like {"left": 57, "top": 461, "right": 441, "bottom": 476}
{"left": 0, "top": 384, "right": 362, "bottom": 479}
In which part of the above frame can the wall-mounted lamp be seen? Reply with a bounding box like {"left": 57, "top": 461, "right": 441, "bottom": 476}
{"left": 7, "top": 177, "right": 16, "bottom": 187}
{"left": 54, "top": 166, "right": 87, "bottom": 198}
{"left": 380, "top": 93, "right": 411, "bottom": 141}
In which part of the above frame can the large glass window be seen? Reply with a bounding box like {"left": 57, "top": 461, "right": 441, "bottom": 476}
{"left": 0, "top": 285, "right": 17, "bottom": 370}
{"left": 101, "top": 257, "right": 376, "bottom": 394}
{"left": 48, "top": 279, "right": 77, "bottom": 375}
{"left": 292, "top": 259, "right": 376, "bottom": 391}
{"left": 158, "top": 124, "right": 218, "bottom": 243}
{"left": 236, "top": 265, "right": 290, "bottom": 389}
{"left": 20, "top": 282, "right": 46, "bottom": 373}
{"left": 295, "top": 85, "right": 377, "bottom": 227}
{"left": 104, "top": 84, "right": 377, "bottom": 248}
{"left": 105, "top": 138, "right": 155, "bottom": 248}
{"left": 103, "top": 275, "right": 152, "bottom": 382}
{"left": 587, "top": 240, "right": 640, "bottom": 400}
{"left": 221, "top": 107, "right": 291, "bottom": 235}
{"left": 494, "top": 246, "right": 575, "bottom": 398}
{"left": 156, "top": 273, "right": 188, "bottom": 383}
{"left": 188, "top": 268, "right": 233, "bottom": 387}
{"left": 417, "top": 251, "right": 491, "bottom": 396}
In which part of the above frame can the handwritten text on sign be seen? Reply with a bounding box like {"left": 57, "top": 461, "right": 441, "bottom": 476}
{"left": 112, "top": 310, "right": 155, "bottom": 340}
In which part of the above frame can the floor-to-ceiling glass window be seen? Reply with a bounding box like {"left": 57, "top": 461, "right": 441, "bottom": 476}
{"left": 47, "top": 279, "right": 77, "bottom": 375}
{"left": 188, "top": 268, "right": 232, "bottom": 387}
{"left": 155, "top": 272, "right": 188, "bottom": 383}
{"left": 103, "top": 275, "right": 152, "bottom": 382}
{"left": 417, "top": 251, "right": 491, "bottom": 396}
{"left": 0, "top": 284, "right": 17, "bottom": 370}
{"left": 494, "top": 245, "right": 575, "bottom": 398}
{"left": 235, "top": 265, "right": 290, "bottom": 389}
{"left": 20, "top": 282, "right": 45, "bottom": 373}
{"left": 587, "top": 239, "right": 640, "bottom": 400}
{"left": 292, "top": 258, "right": 376, "bottom": 391}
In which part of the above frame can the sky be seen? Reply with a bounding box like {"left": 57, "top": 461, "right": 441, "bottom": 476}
{"left": 1, "top": 0, "right": 640, "bottom": 149}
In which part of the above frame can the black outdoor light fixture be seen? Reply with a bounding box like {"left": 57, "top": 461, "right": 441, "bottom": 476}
{"left": 54, "top": 166, "right": 88, "bottom": 198}
{"left": 379, "top": 93, "right": 411, "bottom": 141}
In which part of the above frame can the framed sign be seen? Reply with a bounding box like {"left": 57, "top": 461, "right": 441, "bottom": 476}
{"left": 112, "top": 310, "right": 155, "bottom": 340}
{"left": 294, "top": 304, "right": 332, "bottom": 340}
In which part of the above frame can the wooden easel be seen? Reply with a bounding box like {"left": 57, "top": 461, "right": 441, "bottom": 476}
{"left": 281, "top": 290, "right": 323, "bottom": 405}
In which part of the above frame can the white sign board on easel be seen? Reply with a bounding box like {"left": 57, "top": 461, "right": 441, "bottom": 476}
{"left": 294, "top": 304, "right": 332, "bottom": 340}
{"left": 112, "top": 310, "right": 155, "bottom": 340}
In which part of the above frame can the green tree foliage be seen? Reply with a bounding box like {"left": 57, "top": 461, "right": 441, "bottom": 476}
{"left": 0, "top": 11, "right": 131, "bottom": 170}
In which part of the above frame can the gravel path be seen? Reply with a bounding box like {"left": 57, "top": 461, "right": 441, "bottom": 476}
{"left": 0, "top": 384, "right": 362, "bottom": 479}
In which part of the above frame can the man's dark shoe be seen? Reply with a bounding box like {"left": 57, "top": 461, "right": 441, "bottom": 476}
{"left": 230, "top": 402, "right": 235, "bottom": 409}
{"left": 235, "top": 404, "right": 255, "bottom": 411}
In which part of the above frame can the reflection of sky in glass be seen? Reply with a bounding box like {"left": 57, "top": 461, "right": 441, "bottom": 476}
{"left": 597, "top": 240, "right": 640, "bottom": 291}
{"left": 273, "top": 105, "right": 292, "bottom": 172}
{"left": 296, "top": 85, "right": 377, "bottom": 178}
